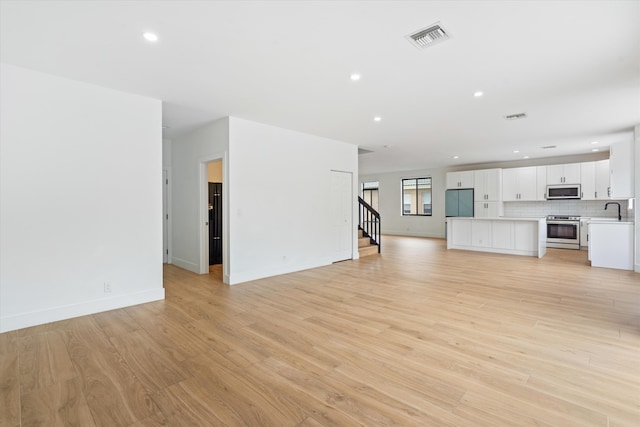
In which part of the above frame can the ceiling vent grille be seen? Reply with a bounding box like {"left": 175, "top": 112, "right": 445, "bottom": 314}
{"left": 541, "top": 145, "right": 557, "bottom": 149}
{"left": 504, "top": 113, "right": 527, "bottom": 120}
{"left": 406, "top": 23, "right": 451, "bottom": 49}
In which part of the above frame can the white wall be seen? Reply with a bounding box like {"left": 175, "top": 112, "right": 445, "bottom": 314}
{"left": 170, "top": 117, "right": 358, "bottom": 285}
{"left": 0, "top": 64, "right": 164, "bottom": 332}
{"left": 228, "top": 117, "right": 358, "bottom": 284}
{"left": 171, "top": 118, "right": 229, "bottom": 276}
{"left": 360, "top": 168, "right": 447, "bottom": 238}
{"left": 635, "top": 125, "right": 640, "bottom": 272}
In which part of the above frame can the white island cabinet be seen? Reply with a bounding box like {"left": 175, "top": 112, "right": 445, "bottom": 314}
{"left": 588, "top": 221, "right": 634, "bottom": 270}
{"left": 447, "top": 217, "right": 546, "bottom": 258}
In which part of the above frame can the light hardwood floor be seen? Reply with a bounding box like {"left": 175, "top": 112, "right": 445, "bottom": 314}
{"left": 2, "top": 236, "right": 639, "bottom": 426}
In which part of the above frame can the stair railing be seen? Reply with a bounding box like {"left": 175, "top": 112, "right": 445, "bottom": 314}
{"left": 358, "top": 196, "right": 381, "bottom": 253}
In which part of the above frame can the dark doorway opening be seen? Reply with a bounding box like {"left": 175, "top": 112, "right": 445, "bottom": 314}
{"left": 208, "top": 182, "right": 222, "bottom": 265}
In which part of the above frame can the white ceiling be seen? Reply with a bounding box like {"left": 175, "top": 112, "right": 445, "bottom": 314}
{"left": 1, "top": 1, "right": 639, "bottom": 174}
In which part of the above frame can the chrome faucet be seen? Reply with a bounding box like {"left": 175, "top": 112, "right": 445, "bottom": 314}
{"left": 604, "top": 202, "right": 622, "bottom": 221}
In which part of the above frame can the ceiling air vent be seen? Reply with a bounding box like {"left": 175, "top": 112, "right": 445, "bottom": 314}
{"left": 504, "top": 113, "right": 527, "bottom": 120}
{"left": 541, "top": 145, "right": 557, "bottom": 149}
{"left": 406, "top": 22, "right": 451, "bottom": 49}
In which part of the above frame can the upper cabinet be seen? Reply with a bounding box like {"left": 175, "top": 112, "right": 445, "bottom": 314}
{"left": 502, "top": 166, "right": 538, "bottom": 201}
{"left": 473, "top": 169, "right": 502, "bottom": 201}
{"left": 535, "top": 166, "right": 547, "bottom": 201}
{"left": 610, "top": 141, "right": 634, "bottom": 198}
{"left": 581, "top": 160, "right": 610, "bottom": 200}
{"left": 446, "top": 171, "right": 474, "bottom": 189}
{"left": 546, "top": 163, "right": 581, "bottom": 185}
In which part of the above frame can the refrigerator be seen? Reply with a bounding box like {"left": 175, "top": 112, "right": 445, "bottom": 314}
{"left": 445, "top": 189, "right": 474, "bottom": 217}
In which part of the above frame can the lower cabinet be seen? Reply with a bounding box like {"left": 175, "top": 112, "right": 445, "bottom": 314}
{"left": 471, "top": 220, "right": 492, "bottom": 247}
{"left": 447, "top": 218, "right": 545, "bottom": 258}
{"left": 450, "top": 219, "right": 472, "bottom": 247}
{"left": 492, "top": 221, "right": 515, "bottom": 250}
{"left": 514, "top": 221, "right": 537, "bottom": 251}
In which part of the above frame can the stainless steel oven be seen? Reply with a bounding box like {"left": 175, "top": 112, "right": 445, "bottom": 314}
{"left": 546, "top": 215, "right": 580, "bottom": 249}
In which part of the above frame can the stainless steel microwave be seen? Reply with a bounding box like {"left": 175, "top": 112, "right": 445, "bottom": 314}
{"left": 546, "top": 184, "right": 581, "bottom": 200}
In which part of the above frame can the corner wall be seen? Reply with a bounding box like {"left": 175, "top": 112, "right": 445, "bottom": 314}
{"left": 0, "top": 64, "right": 164, "bottom": 332}
{"left": 227, "top": 117, "right": 358, "bottom": 284}
{"left": 170, "top": 118, "right": 229, "bottom": 276}
{"left": 635, "top": 125, "right": 640, "bottom": 272}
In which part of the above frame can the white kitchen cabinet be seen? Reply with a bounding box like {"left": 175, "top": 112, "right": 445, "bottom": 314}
{"left": 446, "top": 171, "right": 474, "bottom": 189}
{"left": 595, "top": 159, "right": 611, "bottom": 200}
{"left": 471, "top": 220, "right": 491, "bottom": 247}
{"left": 581, "top": 160, "right": 611, "bottom": 200}
{"left": 474, "top": 201, "right": 503, "bottom": 218}
{"left": 502, "top": 166, "right": 538, "bottom": 201}
{"left": 514, "top": 221, "right": 537, "bottom": 252}
{"left": 474, "top": 169, "right": 502, "bottom": 201}
{"left": 610, "top": 140, "right": 634, "bottom": 198}
{"left": 547, "top": 163, "right": 581, "bottom": 185}
{"left": 589, "top": 221, "right": 634, "bottom": 270}
{"left": 450, "top": 219, "right": 472, "bottom": 246}
{"left": 492, "top": 221, "right": 515, "bottom": 250}
{"left": 580, "top": 218, "right": 590, "bottom": 249}
{"left": 447, "top": 217, "right": 546, "bottom": 257}
{"left": 536, "top": 166, "right": 547, "bottom": 201}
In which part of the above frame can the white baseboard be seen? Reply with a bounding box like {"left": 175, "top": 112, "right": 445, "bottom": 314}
{"left": 171, "top": 256, "right": 199, "bottom": 273}
{"left": 0, "top": 288, "right": 165, "bottom": 333}
{"left": 228, "top": 259, "right": 332, "bottom": 285}
{"left": 383, "top": 230, "right": 446, "bottom": 239}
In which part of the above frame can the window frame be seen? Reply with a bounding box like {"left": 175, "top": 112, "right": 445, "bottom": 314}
{"left": 401, "top": 177, "right": 432, "bottom": 217}
{"left": 361, "top": 181, "right": 379, "bottom": 211}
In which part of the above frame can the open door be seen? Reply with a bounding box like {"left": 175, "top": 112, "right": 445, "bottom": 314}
{"left": 208, "top": 182, "right": 222, "bottom": 265}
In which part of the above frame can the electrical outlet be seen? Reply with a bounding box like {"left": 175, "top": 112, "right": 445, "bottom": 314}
{"left": 103, "top": 282, "right": 112, "bottom": 293}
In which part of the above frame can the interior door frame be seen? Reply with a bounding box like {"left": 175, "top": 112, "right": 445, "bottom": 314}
{"left": 198, "top": 152, "right": 229, "bottom": 283}
{"left": 330, "top": 169, "right": 354, "bottom": 262}
{"left": 162, "top": 168, "right": 169, "bottom": 263}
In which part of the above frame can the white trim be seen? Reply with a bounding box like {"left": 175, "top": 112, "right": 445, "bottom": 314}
{"left": 198, "top": 152, "right": 229, "bottom": 283}
{"left": 171, "top": 256, "right": 199, "bottom": 273}
{"left": 0, "top": 288, "right": 165, "bottom": 333}
{"left": 162, "top": 168, "right": 172, "bottom": 264}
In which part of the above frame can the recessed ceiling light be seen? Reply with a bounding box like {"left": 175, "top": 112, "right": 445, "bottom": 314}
{"left": 592, "top": 148, "right": 599, "bottom": 152}
{"left": 453, "top": 156, "right": 459, "bottom": 159}
{"left": 143, "top": 32, "right": 158, "bottom": 42}
{"left": 350, "top": 73, "right": 361, "bottom": 81}
{"left": 473, "top": 91, "right": 483, "bottom": 97}
{"left": 591, "top": 141, "right": 599, "bottom": 144}
{"left": 513, "top": 150, "right": 520, "bottom": 153}
{"left": 523, "top": 156, "right": 530, "bottom": 159}
{"left": 373, "top": 116, "right": 382, "bottom": 122}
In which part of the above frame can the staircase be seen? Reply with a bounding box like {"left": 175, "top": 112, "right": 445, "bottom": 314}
{"left": 358, "top": 196, "right": 381, "bottom": 257}
{"left": 358, "top": 228, "right": 379, "bottom": 257}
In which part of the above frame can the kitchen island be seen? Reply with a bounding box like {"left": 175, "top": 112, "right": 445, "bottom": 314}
{"left": 447, "top": 217, "right": 547, "bottom": 258}
{"left": 588, "top": 220, "right": 634, "bottom": 270}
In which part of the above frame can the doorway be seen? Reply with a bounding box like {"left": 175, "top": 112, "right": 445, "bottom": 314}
{"left": 206, "top": 160, "right": 223, "bottom": 276}
{"left": 208, "top": 182, "right": 222, "bottom": 265}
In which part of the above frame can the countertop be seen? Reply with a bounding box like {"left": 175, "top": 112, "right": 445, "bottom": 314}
{"left": 446, "top": 217, "right": 545, "bottom": 221}
{"left": 587, "top": 219, "right": 634, "bottom": 225}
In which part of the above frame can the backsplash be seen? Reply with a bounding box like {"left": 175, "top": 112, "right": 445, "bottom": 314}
{"left": 503, "top": 199, "right": 631, "bottom": 218}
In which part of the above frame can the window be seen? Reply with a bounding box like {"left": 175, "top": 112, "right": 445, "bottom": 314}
{"left": 402, "top": 177, "right": 432, "bottom": 216}
{"left": 361, "top": 181, "right": 379, "bottom": 211}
